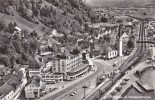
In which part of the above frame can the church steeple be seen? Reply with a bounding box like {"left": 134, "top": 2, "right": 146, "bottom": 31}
{"left": 118, "top": 24, "right": 123, "bottom": 57}
{"left": 118, "top": 24, "right": 123, "bottom": 38}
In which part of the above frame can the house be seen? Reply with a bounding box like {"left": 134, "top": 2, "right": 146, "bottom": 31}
{"left": 0, "top": 64, "right": 5, "bottom": 80}
{"left": 28, "top": 58, "right": 41, "bottom": 77}
{"left": 14, "top": 26, "right": 22, "bottom": 33}
{"left": 39, "top": 37, "right": 60, "bottom": 56}
{"left": 149, "top": 43, "right": 155, "bottom": 60}
{"left": 13, "top": 26, "right": 23, "bottom": 39}
{"left": 0, "top": 83, "right": 15, "bottom": 100}
{"left": 101, "top": 44, "right": 118, "bottom": 59}
{"left": 122, "top": 32, "right": 129, "bottom": 44}
{"left": 50, "top": 29, "right": 64, "bottom": 37}
{"left": 44, "top": 57, "right": 62, "bottom": 73}
{"left": 24, "top": 76, "right": 46, "bottom": 99}
{"left": 0, "top": 70, "right": 24, "bottom": 100}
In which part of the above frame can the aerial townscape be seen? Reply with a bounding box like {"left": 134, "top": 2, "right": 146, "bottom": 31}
{"left": 0, "top": 0, "right": 155, "bottom": 100}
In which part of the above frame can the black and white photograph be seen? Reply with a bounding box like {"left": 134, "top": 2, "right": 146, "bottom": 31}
{"left": 0, "top": 0, "right": 154, "bottom": 100}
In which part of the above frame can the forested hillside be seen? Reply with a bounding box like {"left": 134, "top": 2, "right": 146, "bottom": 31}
{"left": 0, "top": 0, "right": 97, "bottom": 33}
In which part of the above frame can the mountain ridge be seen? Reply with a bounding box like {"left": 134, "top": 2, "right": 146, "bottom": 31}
{"left": 86, "top": 0, "right": 155, "bottom": 7}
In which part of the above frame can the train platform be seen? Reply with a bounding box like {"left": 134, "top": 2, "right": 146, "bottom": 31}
{"left": 132, "top": 82, "right": 143, "bottom": 93}
{"left": 100, "top": 61, "right": 155, "bottom": 100}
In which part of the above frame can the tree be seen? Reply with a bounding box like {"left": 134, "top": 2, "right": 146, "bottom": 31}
{"left": 30, "top": 30, "right": 38, "bottom": 37}
{"left": 13, "top": 21, "right": 17, "bottom": 26}
{"left": 7, "top": 22, "right": 14, "bottom": 33}
{"left": 71, "top": 21, "right": 82, "bottom": 33}
{"left": 101, "top": 17, "right": 108, "bottom": 23}
{"left": 117, "top": 19, "right": 123, "bottom": 23}
{"left": 127, "top": 40, "right": 134, "bottom": 48}
{"left": 104, "top": 35, "right": 110, "bottom": 43}
{"left": 0, "top": 19, "right": 5, "bottom": 31}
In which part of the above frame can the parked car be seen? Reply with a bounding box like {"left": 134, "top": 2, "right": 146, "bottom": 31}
{"left": 70, "top": 91, "right": 77, "bottom": 96}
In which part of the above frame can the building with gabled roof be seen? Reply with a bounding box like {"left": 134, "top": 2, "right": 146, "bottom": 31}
{"left": 0, "top": 69, "right": 24, "bottom": 100}
{"left": 101, "top": 43, "right": 118, "bottom": 59}
{"left": 24, "top": 76, "right": 46, "bottom": 99}
{"left": 28, "top": 58, "right": 41, "bottom": 77}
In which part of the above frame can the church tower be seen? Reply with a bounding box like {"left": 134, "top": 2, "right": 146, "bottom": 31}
{"left": 118, "top": 24, "right": 123, "bottom": 57}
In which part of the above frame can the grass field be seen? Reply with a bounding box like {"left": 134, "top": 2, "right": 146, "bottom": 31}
{"left": 0, "top": 12, "right": 53, "bottom": 37}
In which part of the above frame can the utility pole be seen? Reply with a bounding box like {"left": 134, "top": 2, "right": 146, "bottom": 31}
{"left": 98, "top": 89, "right": 102, "bottom": 99}
{"left": 82, "top": 84, "right": 88, "bottom": 99}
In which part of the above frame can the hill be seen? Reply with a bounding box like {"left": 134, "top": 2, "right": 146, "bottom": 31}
{"left": 0, "top": 0, "right": 97, "bottom": 34}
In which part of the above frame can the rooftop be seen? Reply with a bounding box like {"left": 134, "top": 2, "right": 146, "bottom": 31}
{"left": 29, "top": 58, "right": 40, "bottom": 69}
{"left": 0, "top": 83, "right": 15, "bottom": 96}
{"left": 0, "top": 71, "right": 23, "bottom": 96}
{"left": 26, "top": 76, "right": 41, "bottom": 87}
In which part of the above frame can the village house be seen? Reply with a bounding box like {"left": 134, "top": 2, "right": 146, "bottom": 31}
{"left": 101, "top": 43, "right": 118, "bottom": 59}
{"left": 39, "top": 37, "right": 60, "bottom": 56}
{"left": 28, "top": 58, "right": 41, "bottom": 77}
{"left": 0, "top": 68, "right": 25, "bottom": 100}
{"left": 149, "top": 43, "right": 155, "bottom": 60}
{"left": 24, "top": 76, "right": 46, "bottom": 99}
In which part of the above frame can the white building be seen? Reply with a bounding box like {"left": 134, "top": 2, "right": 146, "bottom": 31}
{"left": 149, "top": 44, "right": 155, "bottom": 60}
{"left": 102, "top": 45, "right": 118, "bottom": 59}
{"left": 14, "top": 26, "right": 22, "bottom": 33}
{"left": 45, "top": 51, "right": 83, "bottom": 74}
{"left": 45, "top": 57, "right": 62, "bottom": 73}
{"left": 24, "top": 76, "right": 46, "bottom": 99}
{"left": 58, "top": 52, "right": 83, "bottom": 73}
{"left": 41, "top": 72, "right": 63, "bottom": 83}
{"left": 42, "top": 49, "right": 87, "bottom": 80}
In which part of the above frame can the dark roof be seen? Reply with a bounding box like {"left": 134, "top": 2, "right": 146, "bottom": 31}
{"left": 26, "top": 76, "right": 41, "bottom": 87}
{"left": 103, "top": 43, "right": 116, "bottom": 53}
{"left": 13, "top": 67, "right": 23, "bottom": 75}
{"left": 56, "top": 52, "right": 78, "bottom": 59}
{"left": 0, "top": 83, "right": 15, "bottom": 95}
{"left": 0, "top": 72, "right": 22, "bottom": 96}
{"left": 29, "top": 58, "right": 40, "bottom": 69}
{"left": 7, "top": 75, "right": 22, "bottom": 88}
{"left": 0, "top": 80, "right": 4, "bottom": 87}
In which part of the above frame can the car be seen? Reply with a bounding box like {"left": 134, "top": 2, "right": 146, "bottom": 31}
{"left": 69, "top": 91, "right": 77, "bottom": 96}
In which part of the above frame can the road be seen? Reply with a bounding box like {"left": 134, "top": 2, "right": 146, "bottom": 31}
{"left": 59, "top": 57, "right": 126, "bottom": 100}
{"left": 43, "top": 58, "right": 112, "bottom": 100}
{"left": 60, "top": 79, "right": 96, "bottom": 100}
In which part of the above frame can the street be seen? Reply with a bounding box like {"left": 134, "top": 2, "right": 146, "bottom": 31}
{"left": 52, "top": 56, "right": 128, "bottom": 100}
{"left": 38, "top": 55, "right": 127, "bottom": 100}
